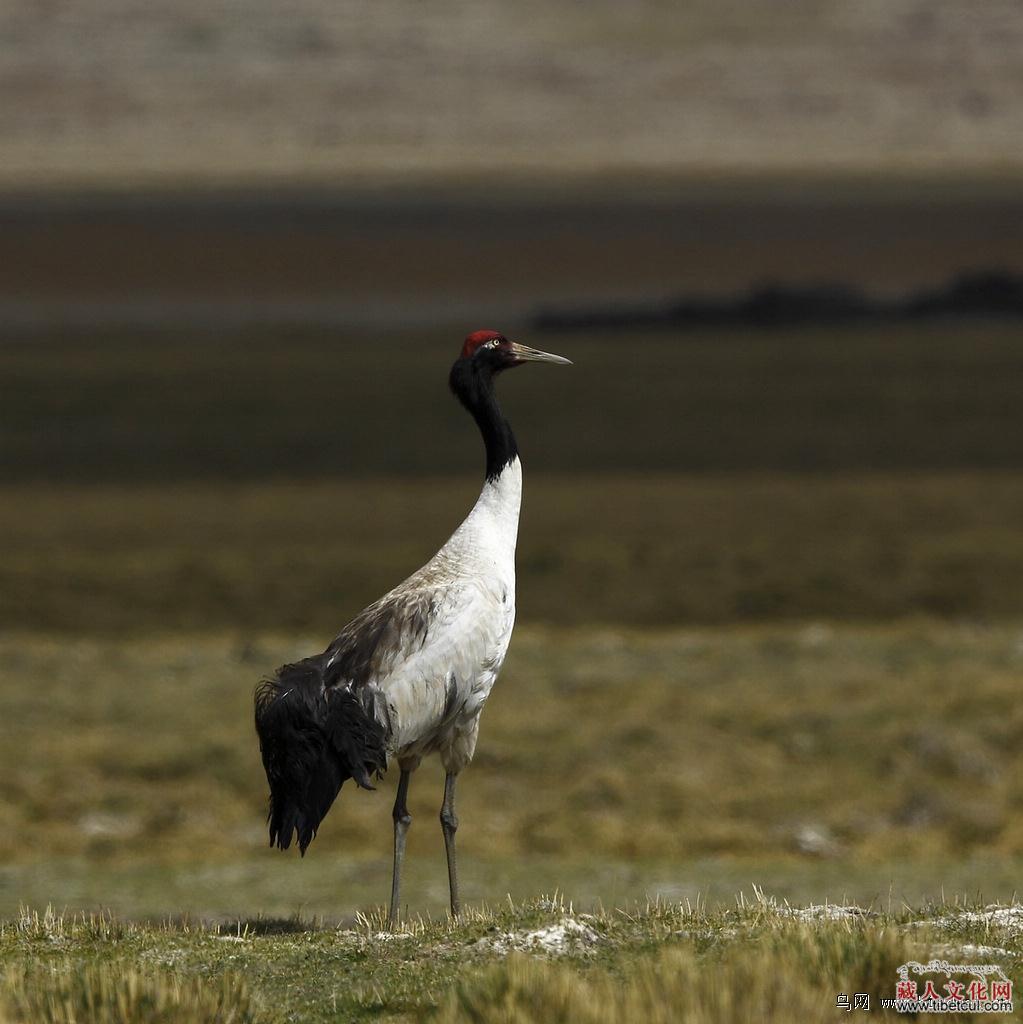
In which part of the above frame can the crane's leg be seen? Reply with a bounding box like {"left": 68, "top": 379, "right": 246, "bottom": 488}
{"left": 440, "top": 772, "right": 460, "bottom": 919}
{"left": 388, "top": 769, "right": 412, "bottom": 927}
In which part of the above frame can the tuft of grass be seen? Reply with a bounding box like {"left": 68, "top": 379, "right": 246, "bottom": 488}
{"left": 430, "top": 924, "right": 920, "bottom": 1024}
{"left": 0, "top": 964, "right": 256, "bottom": 1024}
{"left": 433, "top": 948, "right": 832, "bottom": 1024}
{"left": 756, "top": 923, "right": 914, "bottom": 1012}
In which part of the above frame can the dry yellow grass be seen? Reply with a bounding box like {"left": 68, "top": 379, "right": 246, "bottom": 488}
{"left": 1, "top": 964, "right": 255, "bottom": 1024}
{"left": 3, "top": 621, "right": 1022, "bottom": 920}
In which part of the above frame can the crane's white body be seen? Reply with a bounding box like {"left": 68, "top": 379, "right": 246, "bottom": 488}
{"left": 333, "top": 458, "right": 522, "bottom": 774}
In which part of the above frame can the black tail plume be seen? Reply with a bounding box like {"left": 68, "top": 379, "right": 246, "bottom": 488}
{"left": 254, "top": 656, "right": 388, "bottom": 854}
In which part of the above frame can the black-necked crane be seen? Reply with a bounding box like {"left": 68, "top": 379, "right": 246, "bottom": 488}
{"left": 254, "top": 330, "right": 571, "bottom": 923}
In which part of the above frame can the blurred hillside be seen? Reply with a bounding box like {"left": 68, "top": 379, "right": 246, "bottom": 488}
{"left": 2, "top": 0, "right": 1022, "bottom": 186}
{"left": 4, "top": 183, "right": 1023, "bottom": 332}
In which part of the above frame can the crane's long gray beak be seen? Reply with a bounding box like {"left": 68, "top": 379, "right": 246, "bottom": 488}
{"left": 508, "top": 342, "right": 572, "bottom": 366}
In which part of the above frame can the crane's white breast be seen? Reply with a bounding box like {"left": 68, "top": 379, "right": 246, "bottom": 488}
{"left": 354, "top": 459, "right": 522, "bottom": 768}
{"left": 372, "top": 575, "right": 514, "bottom": 761}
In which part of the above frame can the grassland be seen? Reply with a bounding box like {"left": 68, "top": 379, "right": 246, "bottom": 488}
{"left": 3, "top": 896, "right": 1023, "bottom": 1023}
{"left": 3, "top": 622, "right": 1023, "bottom": 920}
{"left": 4, "top": 322, "right": 1023, "bottom": 1019}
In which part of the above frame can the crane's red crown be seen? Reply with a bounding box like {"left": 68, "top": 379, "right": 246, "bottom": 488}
{"left": 461, "top": 329, "right": 506, "bottom": 359}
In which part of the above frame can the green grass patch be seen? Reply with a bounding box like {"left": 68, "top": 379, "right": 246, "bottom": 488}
{"left": 2, "top": 896, "right": 1021, "bottom": 1023}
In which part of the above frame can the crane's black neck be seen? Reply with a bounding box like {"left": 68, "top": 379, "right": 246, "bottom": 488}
{"left": 449, "top": 358, "right": 519, "bottom": 482}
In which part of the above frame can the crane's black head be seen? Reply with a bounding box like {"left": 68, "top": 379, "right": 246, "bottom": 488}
{"left": 449, "top": 329, "right": 571, "bottom": 479}
{"left": 452, "top": 329, "right": 571, "bottom": 382}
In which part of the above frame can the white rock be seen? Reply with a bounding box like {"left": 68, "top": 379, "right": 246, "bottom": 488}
{"left": 787, "top": 904, "right": 873, "bottom": 921}
{"left": 479, "top": 916, "right": 601, "bottom": 955}
{"left": 938, "top": 906, "right": 1023, "bottom": 933}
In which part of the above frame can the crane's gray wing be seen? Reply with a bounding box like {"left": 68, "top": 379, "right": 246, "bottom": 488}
{"left": 323, "top": 584, "right": 437, "bottom": 691}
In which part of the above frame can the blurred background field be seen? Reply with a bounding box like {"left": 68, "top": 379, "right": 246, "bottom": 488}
{"left": 5, "top": 325, "right": 1023, "bottom": 635}
{"left": 6, "top": 316, "right": 1023, "bottom": 927}
{"left": 4, "top": 623, "right": 1023, "bottom": 922}
{"left": 3, "top": 0, "right": 1023, "bottom": 997}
